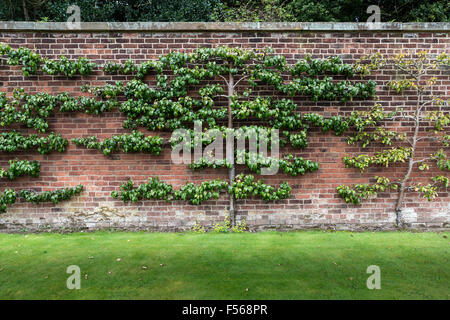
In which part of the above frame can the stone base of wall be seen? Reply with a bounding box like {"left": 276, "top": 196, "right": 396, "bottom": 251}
{"left": 1, "top": 209, "right": 448, "bottom": 233}
{"left": 1, "top": 223, "right": 448, "bottom": 233}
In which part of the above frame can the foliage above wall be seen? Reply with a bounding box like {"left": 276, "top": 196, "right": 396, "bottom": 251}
{"left": 2, "top": 0, "right": 448, "bottom": 22}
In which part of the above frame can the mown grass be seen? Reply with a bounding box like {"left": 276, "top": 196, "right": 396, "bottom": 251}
{"left": 0, "top": 231, "right": 448, "bottom": 299}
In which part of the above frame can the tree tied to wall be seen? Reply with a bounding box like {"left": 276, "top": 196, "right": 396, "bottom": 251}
{"left": 0, "top": 44, "right": 379, "bottom": 224}
{"left": 98, "top": 47, "right": 376, "bottom": 225}
{"left": 0, "top": 43, "right": 90, "bottom": 213}
{"left": 337, "top": 51, "right": 449, "bottom": 227}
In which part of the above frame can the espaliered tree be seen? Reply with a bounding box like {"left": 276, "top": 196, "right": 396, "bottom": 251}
{"left": 0, "top": 127, "right": 81, "bottom": 213}
{"left": 337, "top": 51, "right": 449, "bottom": 227}
{"left": 0, "top": 44, "right": 89, "bottom": 213}
{"left": 0, "top": 44, "right": 379, "bottom": 226}
{"left": 87, "top": 47, "right": 376, "bottom": 225}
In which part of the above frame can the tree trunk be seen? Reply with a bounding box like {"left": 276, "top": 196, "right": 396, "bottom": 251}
{"left": 227, "top": 71, "right": 236, "bottom": 226}
{"left": 395, "top": 182, "right": 407, "bottom": 227}
{"left": 395, "top": 89, "right": 422, "bottom": 228}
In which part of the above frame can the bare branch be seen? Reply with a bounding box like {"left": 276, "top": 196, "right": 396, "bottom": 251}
{"left": 217, "top": 74, "right": 229, "bottom": 85}
{"left": 233, "top": 75, "right": 251, "bottom": 88}
{"left": 406, "top": 137, "right": 414, "bottom": 146}
{"left": 387, "top": 115, "right": 417, "bottom": 121}
{"left": 413, "top": 157, "right": 433, "bottom": 165}
{"left": 415, "top": 136, "right": 440, "bottom": 142}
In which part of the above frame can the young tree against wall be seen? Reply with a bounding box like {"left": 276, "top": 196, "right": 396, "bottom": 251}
{"left": 337, "top": 51, "right": 449, "bottom": 227}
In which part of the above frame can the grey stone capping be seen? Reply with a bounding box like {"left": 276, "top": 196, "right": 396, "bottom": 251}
{"left": 0, "top": 22, "right": 448, "bottom": 32}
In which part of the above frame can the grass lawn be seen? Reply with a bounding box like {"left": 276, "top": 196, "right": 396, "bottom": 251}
{"left": 0, "top": 231, "right": 448, "bottom": 299}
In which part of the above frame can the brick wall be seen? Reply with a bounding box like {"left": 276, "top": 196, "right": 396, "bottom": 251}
{"left": 0, "top": 23, "right": 448, "bottom": 231}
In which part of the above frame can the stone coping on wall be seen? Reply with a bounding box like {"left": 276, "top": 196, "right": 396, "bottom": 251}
{"left": 0, "top": 21, "right": 449, "bottom": 32}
